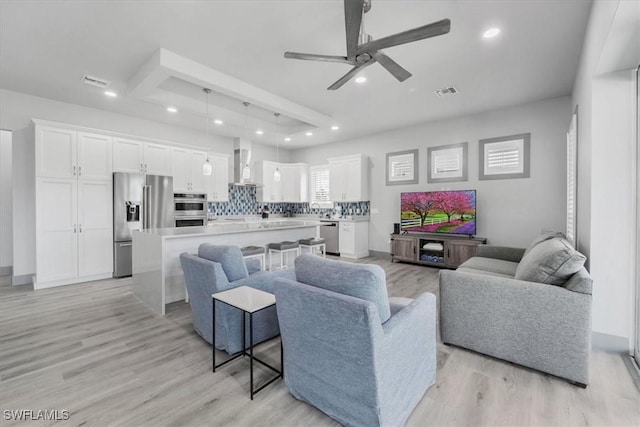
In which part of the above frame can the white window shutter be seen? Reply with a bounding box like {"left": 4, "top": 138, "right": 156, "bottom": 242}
{"left": 310, "top": 165, "right": 330, "bottom": 203}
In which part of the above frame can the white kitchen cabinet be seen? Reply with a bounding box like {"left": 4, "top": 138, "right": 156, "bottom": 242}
{"left": 255, "top": 161, "right": 308, "bottom": 202}
{"left": 328, "top": 154, "right": 369, "bottom": 201}
{"left": 254, "top": 160, "right": 282, "bottom": 202}
{"left": 36, "top": 128, "right": 112, "bottom": 181}
{"left": 113, "top": 138, "right": 172, "bottom": 175}
{"left": 339, "top": 220, "right": 369, "bottom": 259}
{"left": 207, "top": 153, "right": 229, "bottom": 202}
{"left": 143, "top": 142, "right": 172, "bottom": 175}
{"left": 171, "top": 147, "right": 208, "bottom": 193}
{"left": 35, "top": 177, "right": 113, "bottom": 288}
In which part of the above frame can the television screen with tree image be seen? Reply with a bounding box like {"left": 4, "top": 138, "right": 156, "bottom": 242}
{"left": 401, "top": 190, "right": 476, "bottom": 235}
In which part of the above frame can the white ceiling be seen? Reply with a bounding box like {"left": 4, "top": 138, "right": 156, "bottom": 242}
{"left": 0, "top": 0, "right": 592, "bottom": 148}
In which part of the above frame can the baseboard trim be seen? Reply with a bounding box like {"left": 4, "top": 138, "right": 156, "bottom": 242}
{"left": 12, "top": 274, "right": 33, "bottom": 286}
{"left": 591, "top": 331, "right": 629, "bottom": 353}
{"left": 0, "top": 266, "right": 13, "bottom": 276}
{"left": 622, "top": 355, "right": 640, "bottom": 392}
{"left": 368, "top": 250, "right": 390, "bottom": 259}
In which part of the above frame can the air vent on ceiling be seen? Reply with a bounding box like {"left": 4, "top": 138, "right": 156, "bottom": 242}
{"left": 435, "top": 86, "right": 458, "bottom": 98}
{"left": 81, "top": 74, "right": 111, "bottom": 89}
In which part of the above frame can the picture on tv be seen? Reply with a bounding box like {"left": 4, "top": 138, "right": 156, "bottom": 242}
{"left": 400, "top": 190, "right": 476, "bottom": 235}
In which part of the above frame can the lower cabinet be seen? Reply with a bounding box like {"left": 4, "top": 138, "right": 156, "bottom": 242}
{"left": 339, "top": 221, "right": 369, "bottom": 259}
{"left": 390, "top": 233, "right": 487, "bottom": 268}
{"left": 36, "top": 178, "right": 113, "bottom": 288}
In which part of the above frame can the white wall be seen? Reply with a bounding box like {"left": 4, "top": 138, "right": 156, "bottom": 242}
{"left": 590, "top": 69, "right": 636, "bottom": 348}
{"left": 291, "top": 96, "right": 571, "bottom": 252}
{"left": 0, "top": 130, "right": 12, "bottom": 271}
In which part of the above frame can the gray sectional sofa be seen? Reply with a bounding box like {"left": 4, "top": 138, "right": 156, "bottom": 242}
{"left": 439, "top": 233, "right": 592, "bottom": 386}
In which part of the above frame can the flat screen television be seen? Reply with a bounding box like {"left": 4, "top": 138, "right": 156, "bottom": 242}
{"left": 400, "top": 190, "right": 476, "bottom": 236}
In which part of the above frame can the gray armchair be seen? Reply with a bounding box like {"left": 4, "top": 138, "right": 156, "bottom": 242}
{"left": 274, "top": 255, "right": 436, "bottom": 427}
{"left": 440, "top": 235, "right": 592, "bottom": 386}
{"left": 180, "top": 244, "right": 295, "bottom": 355}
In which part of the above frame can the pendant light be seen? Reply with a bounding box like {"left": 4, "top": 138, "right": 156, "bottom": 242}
{"left": 242, "top": 102, "right": 251, "bottom": 180}
{"left": 273, "top": 112, "right": 281, "bottom": 182}
{"left": 202, "top": 88, "right": 213, "bottom": 176}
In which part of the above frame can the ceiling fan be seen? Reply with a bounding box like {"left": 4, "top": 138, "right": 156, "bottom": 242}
{"left": 284, "top": 0, "right": 451, "bottom": 90}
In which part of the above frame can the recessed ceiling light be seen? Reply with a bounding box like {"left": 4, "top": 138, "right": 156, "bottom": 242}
{"left": 331, "top": 125, "right": 340, "bottom": 131}
{"left": 483, "top": 28, "right": 500, "bottom": 39}
{"left": 166, "top": 106, "right": 178, "bottom": 113}
{"left": 214, "top": 119, "right": 223, "bottom": 125}
{"left": 355, "top": 76, "right": 367, "bottom": 84}
{"left": 256, "top": 130, "right": 264, "bottom": 135}
{"left": 104, "top": 90, "right": 117, "bottom": 97}
{"left": 284, "top": 137, "right": 291, "bottom": 142}
{"left": 305, "top": 132, "right": 313, "bottom": 136}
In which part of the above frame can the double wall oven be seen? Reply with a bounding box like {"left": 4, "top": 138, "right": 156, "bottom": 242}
{"left": 174, "top": 193, "right": 207, "bottom": 227}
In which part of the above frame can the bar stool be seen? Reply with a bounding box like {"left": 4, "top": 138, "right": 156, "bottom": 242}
{"left": 298, "top": 237, "right": 326, "bottom": 258}
{"left": 241, "top": 246, "right": 266, "bottom": 271}
{"left": 267, "top": 241, "right": 300, "bottom": 271}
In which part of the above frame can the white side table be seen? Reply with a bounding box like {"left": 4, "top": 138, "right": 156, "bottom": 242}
{"left": 212, "top": 286, "right": 282, "bottom": 399}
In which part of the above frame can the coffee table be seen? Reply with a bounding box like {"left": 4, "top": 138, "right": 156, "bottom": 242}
{"left": 211, "top": 285, "right": 282, "bottom": 399}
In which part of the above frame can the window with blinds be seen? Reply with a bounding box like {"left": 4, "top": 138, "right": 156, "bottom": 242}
{"left": 566, "top": 112, "right": 578, "bottom": 244}
{"left": 479, "top": 133, "right": 530, "bottom": 180}
{"left": 390, "top": 154, "right": 414, "bottom": 178}
{"left": 310, "top": 165, "right": 331, "bottom": 205}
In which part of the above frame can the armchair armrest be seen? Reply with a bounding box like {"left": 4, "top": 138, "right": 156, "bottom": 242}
{"left": 476, "top": 245, "right": 526, "bottom": 263}
{"left": 378, "top": 293, "right": 437, "bottom": 407}
{"left": 245, "top": 258, "right": 261, "bottom": 275}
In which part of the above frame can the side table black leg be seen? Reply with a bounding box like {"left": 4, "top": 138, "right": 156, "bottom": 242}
{"left": 212, "top": 298, "right": 216, "bottom": 372}
{"left": 250, "top": 312, "right": 254, "bottom": 400}
{"left": 280, "top": 338, "right": 284, "bottom": 380}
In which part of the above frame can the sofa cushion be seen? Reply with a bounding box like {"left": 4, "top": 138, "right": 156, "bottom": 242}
{"left": 458, "top": 257, "right": 519, "bottom": 277}
{"left": 294, "top": 254, "right": 391, "bottom": 323}
{"left": 523, "top": 231, "right": 566, "bottom": 257}
{"left": 456, "top": 267, "right": 515, "bottom": 279}
{"left": 198, "top": 244, "right": 248, "bottom": 282}
{"left": 515, "top": 238, "right": 586, "bottom": 285}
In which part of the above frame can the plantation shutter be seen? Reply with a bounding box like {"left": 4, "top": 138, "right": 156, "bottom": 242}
{"left": 390, "top": 156, "right": 413, "bottom": 178}
{"left": 310, "top": 165, "right": 330, "bottom": 203}
{"left": 434, "top": 152, "right": 460, "bottom": 173}
{"left": 566, "top": 113, "right": 578, "bottom": 244}
{"left": 484, "top": 140, "right": 524, "bottom": 175}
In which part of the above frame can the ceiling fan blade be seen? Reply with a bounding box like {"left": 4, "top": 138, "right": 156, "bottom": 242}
{"left": 370, "top": 52, "right": 412, "bottom": 82}
{"left": 284, "top": 52, "right": 353, "bottom": 64}
{"left": 355, "top": 18, "right": 451, "bottom": 55}
{"left": 344, "top": 0, "right": 364, "bottom": 60}
{"left": 327, "top": 60, "right": 375, "bottom": 90}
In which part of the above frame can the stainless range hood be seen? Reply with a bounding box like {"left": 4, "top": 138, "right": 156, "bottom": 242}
{"left": 232, "top": 138, "right": 261, "bottom": 186}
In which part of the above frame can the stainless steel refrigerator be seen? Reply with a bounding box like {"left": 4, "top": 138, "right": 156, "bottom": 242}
{"left": 113, "top": 172, "right": 174, "bottom": 278}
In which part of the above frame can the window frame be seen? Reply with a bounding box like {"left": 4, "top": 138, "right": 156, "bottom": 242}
{"left": 309, "top": 164, "right": 333, "bottom": 208}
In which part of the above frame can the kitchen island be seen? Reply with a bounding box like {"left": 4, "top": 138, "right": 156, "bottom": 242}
{"left": 132, "top": 219, "right": 320, "bottom": 315}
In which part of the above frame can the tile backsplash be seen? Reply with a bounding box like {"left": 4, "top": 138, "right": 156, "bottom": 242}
{"left": 208, "top": 185, "right": 369, "bottom": 217}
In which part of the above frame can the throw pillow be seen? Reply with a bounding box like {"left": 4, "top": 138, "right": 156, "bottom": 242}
{"left": 523, "top": 231, "right": 566, "bottom": 257}
{"left": 294, "top": 254, "right": 392, "bottom": 322}
{"left": 515, "top": 237, "right": 586, "bottom": 285}
{"left": 198, "top": 244, "right": 249, "bottom": 282}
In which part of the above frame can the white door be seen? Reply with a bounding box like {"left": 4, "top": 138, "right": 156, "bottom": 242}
{"left": 144, "top": 143, "right": 172, "bottom": 176}
{"left": 36, "top": 127, "right": 76, "bottom": 179}
{"left": 171, "top": 148, "right": 190, "bottom": 192}
{"left": 339, "top": 222, "right": 355, "bottom": 255}
{"left": 78, "top": 180, "right": 113, "bottom": 277}
{"left": 77, "top": 132, "right": 112, "bottom": 181}
{"left": 189, "top": 150, "right": 209, "bottom": 193}
{"left": 113, "top": 138, "right": 144, "bottom": 173}
{"left": 36, "top": 178, "right": 78, "bottom": 284}
{"left": 635, "top": 65, "right": 640, "bottom": 367}
{"left": 345, "top": 158, "right": 362, "bottom": 201}
{"left": 280, "top": 164, "right": 299, "bottom": 202}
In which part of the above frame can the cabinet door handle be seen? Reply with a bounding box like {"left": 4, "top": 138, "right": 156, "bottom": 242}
{"left": 144, "top": 163, "right": 148, "bottom": 173}
{"left": 79, "top": 224, "right": 82, "bottom": 233}
{"left": 73, "top": 166, "right": 77, "bottom": 176}
{"left": 78, "top": 166, "right": 82, "bottom": 176}
{"left": 73, "top": 224, "right": 77, "bottom": 233}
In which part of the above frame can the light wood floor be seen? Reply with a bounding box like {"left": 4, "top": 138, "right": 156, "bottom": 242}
{"left": 1, "top": 257, "right": 639, "bottom": 426}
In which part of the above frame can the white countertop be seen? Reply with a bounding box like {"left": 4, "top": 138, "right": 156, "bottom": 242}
{"left": 135, "top": 219, "right": 321, "bottom": 238}
{"left": 208, "top": 215, "right": 370, "bottom": 223}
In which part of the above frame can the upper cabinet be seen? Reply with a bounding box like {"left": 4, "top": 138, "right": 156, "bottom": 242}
{"left": 171, "top": 147, "right": 208, "bottom": 193}
{"left": 254, "top": 161, "right": 308, "bottom": 202}
{"left": 207, "top": 153, "right": 230, "bottom": 202}
{"left": 36, "top": 126, "right": 112, "bottom": 181}
{"left": 113, "top": 138, "right": 171, "bottom": 175}
{"left": 328, "top": 154, "right": 369, "bottom": 202}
